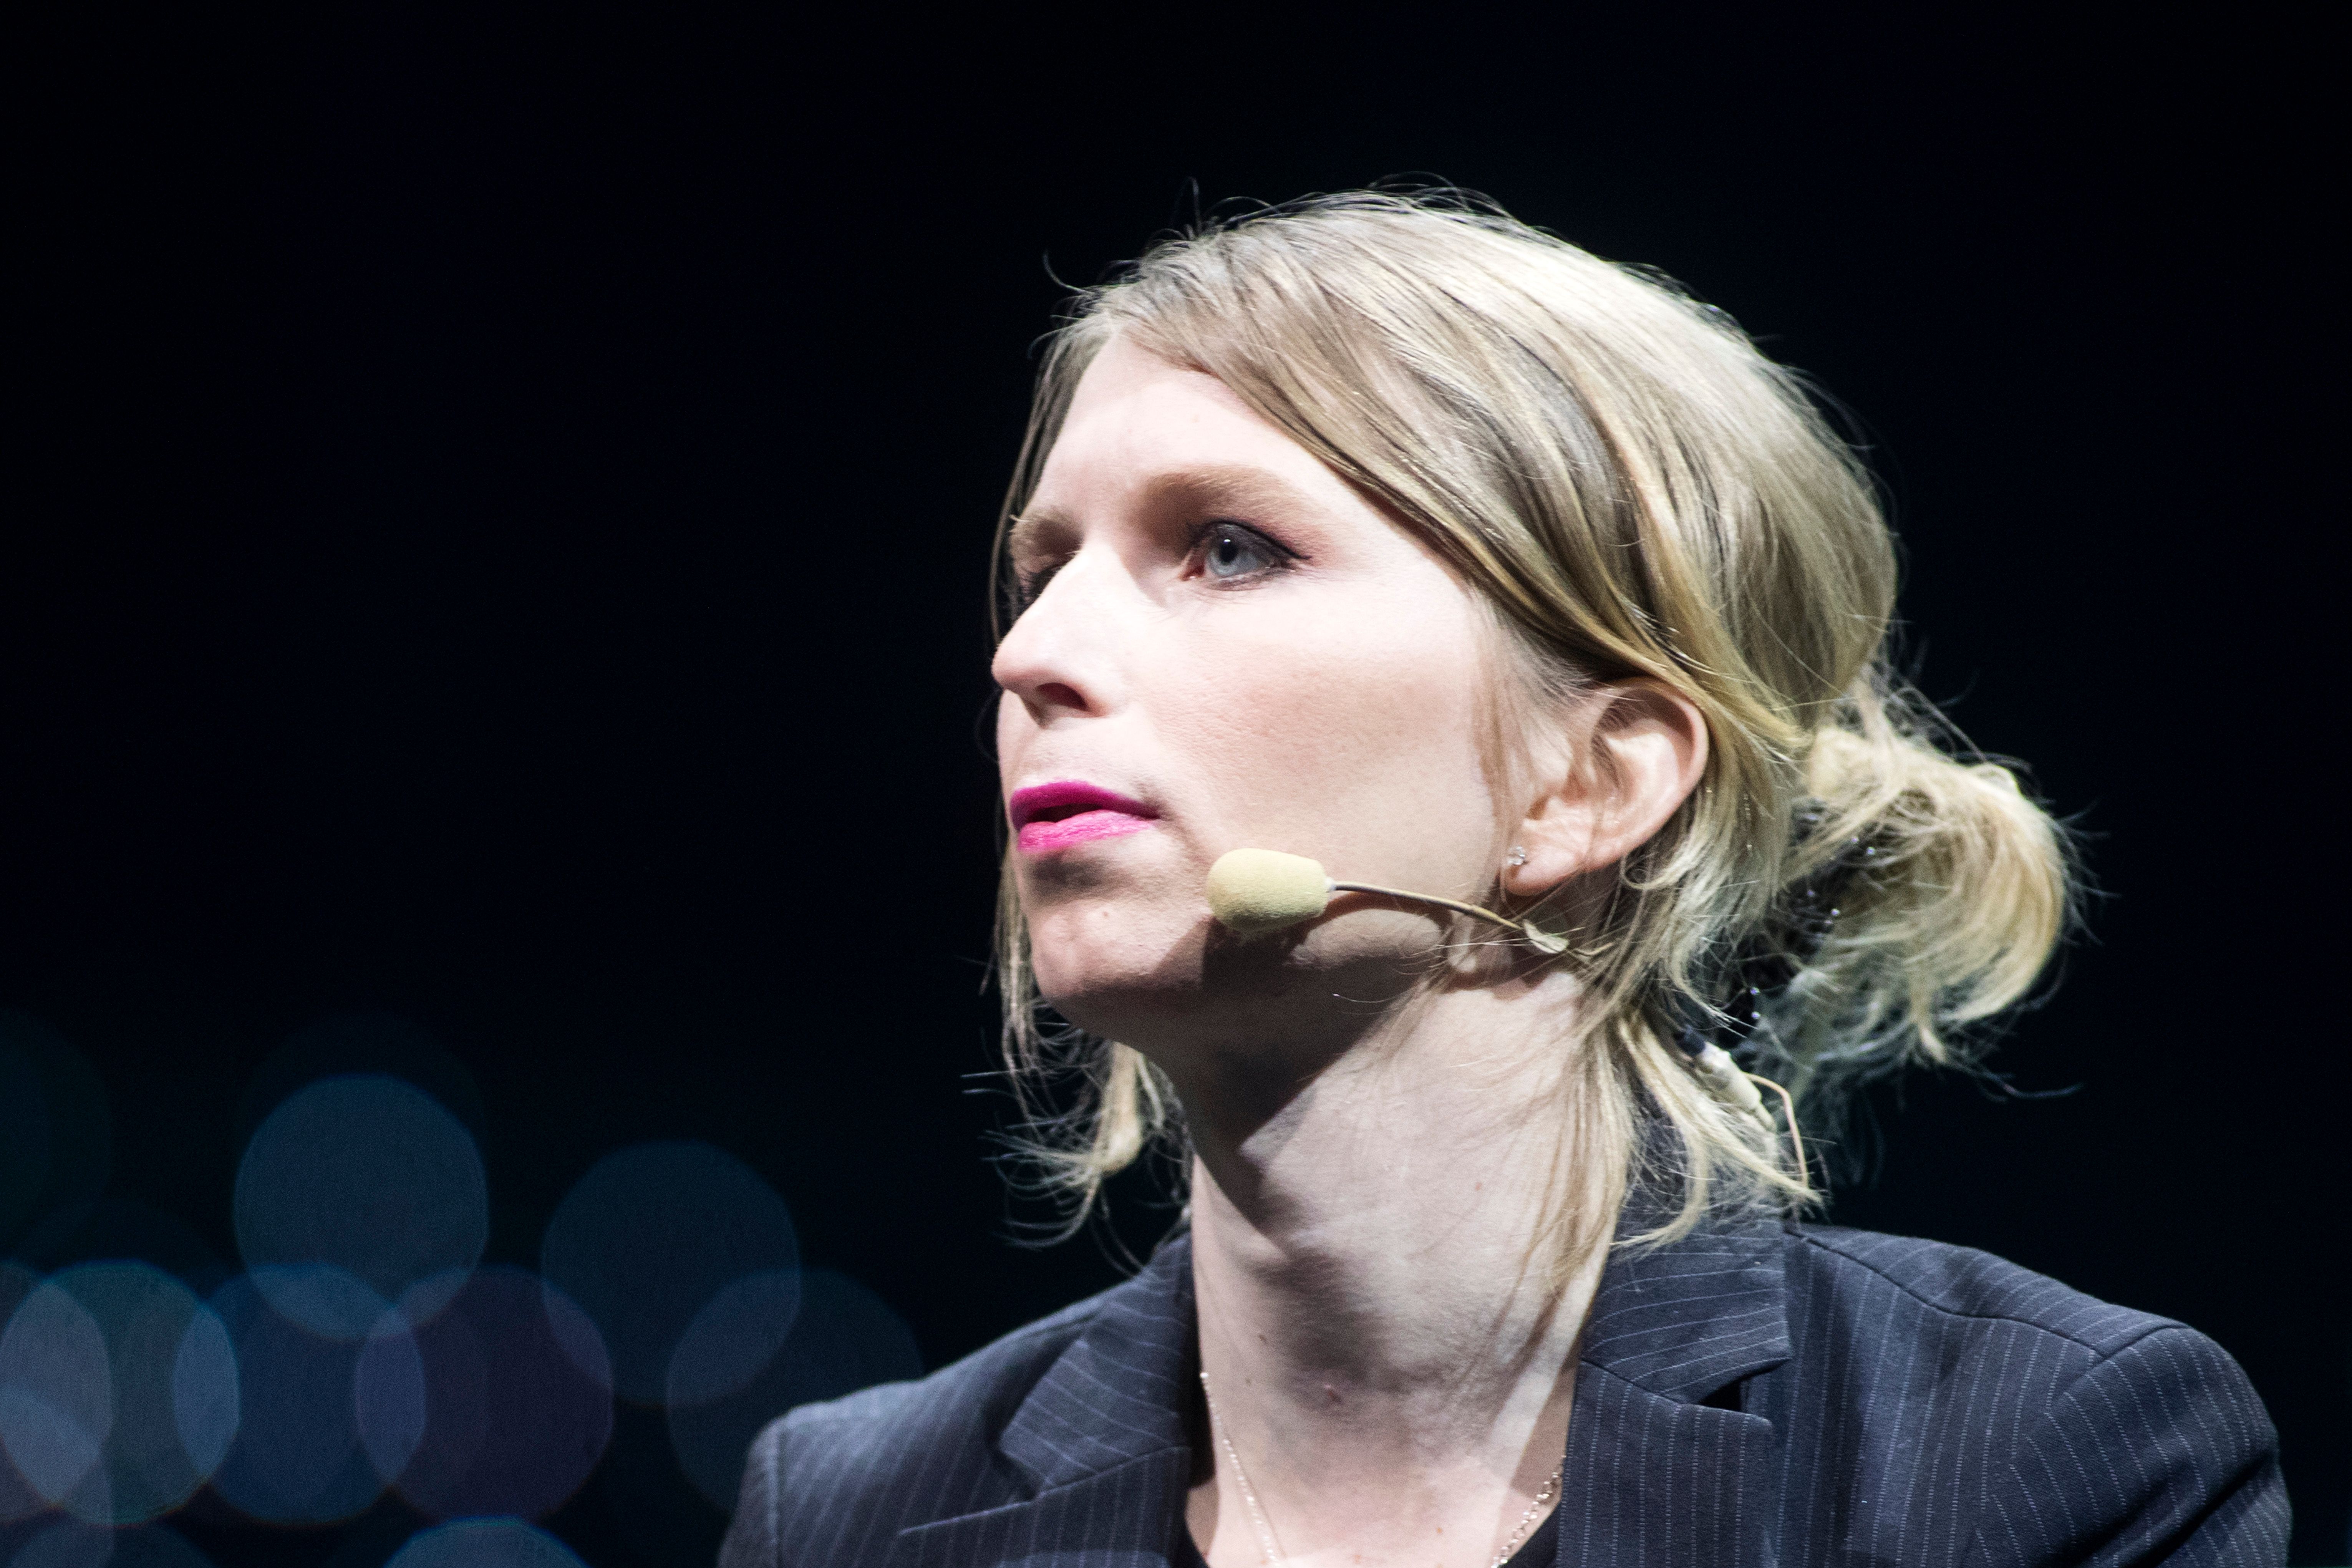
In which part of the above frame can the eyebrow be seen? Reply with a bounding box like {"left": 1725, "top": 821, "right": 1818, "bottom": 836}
{"left": 1001, "top": 508, "right": 1068, "bottom": 564}
{"left": 1148, "top": 462, "right": 1323, "bottom": 519}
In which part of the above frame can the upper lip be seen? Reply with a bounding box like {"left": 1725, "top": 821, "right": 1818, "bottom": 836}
{"left": 1007, "top": 780, "right": 1158, "bottom": 830}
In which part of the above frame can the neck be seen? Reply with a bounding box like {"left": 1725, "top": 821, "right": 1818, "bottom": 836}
{"left": 1169, "top": 969, "right": 1619, "bottom": 1565}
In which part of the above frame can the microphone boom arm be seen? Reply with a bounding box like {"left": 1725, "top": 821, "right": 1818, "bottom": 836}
{"left": 1328, "top": 880, "right": 1570, "bottom": 955}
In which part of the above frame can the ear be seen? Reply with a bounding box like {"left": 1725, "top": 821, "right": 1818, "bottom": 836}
{"left": 1502, "top": 679, "right": 1709, "bottom": 898}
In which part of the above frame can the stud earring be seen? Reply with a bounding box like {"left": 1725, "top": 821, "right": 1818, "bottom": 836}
{"left": 1507, "top": 845, "right": 1528, "bottom": 868}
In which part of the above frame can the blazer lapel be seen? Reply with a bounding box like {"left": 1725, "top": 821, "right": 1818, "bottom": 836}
{"left": 892, "top": 1222, "right": 1793, "bottom": 1567}
{"left": 885, "top": 1448, "right": 1191, "bottom": 1568}
{"left": 890, "top": 1236, "right": 1197, "bottom": 1567}
{"left": 1551, "top": 1223, "right": 1794, "bottom": 1568}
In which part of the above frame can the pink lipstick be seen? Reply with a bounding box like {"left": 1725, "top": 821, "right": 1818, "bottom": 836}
{"left": 1008, "top": 780, "right": 1158, "bottom": 855}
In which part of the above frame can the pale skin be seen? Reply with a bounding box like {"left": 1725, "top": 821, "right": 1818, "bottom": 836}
{"left": 994, "top": 336, "right": 1708, "bottom": 1566}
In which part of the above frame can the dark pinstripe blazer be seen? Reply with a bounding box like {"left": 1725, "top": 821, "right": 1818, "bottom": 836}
{"left": 719, "top": 1222, "right": 2287, "bottom": 1565}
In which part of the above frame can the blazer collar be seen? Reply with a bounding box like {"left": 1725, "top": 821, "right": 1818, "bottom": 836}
{"left": 888, "top": 1236, "right": 1196, "bottom": 1566}
{"left": 1577, "top": 1213, "right": 1794, "bottom": 1401}
{"left": 998, "top": 1232, "right": 1198, "bottom": 1491}
{"left": 1550, "top": 1212, "right": 1794, "bottom": 1567}
{"left": 900, "top": 1216, "right": 1794, "bottom": 1565}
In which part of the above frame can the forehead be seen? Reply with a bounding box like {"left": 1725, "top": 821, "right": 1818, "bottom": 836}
{"left": 1060, "top": 332, "right": 1257, "bottom": 424}
{"left": 1016, "top": 336, "right": 1355, "bottom": 536}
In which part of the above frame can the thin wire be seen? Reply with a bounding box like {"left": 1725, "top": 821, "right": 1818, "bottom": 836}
{"left": 1329, "top": 879, "right": 1520, "bottom": 931}
{"left": 1328, "top": 882, "right": 1568, "bottom": 955}
{"left": 1746, "top": 1070, "right": 1808, "bottom": 1181}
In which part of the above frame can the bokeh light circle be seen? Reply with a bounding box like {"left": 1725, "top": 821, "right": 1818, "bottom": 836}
{"left": 0, "top": 1262, "right": 51, "bottom": 1523}
{"left": 0, "top": 1278, "right": 111, "bottom": 1512}
{"left": 668, "top": 1267, "right": 920, "bottom": 1511}
{"left": 664, "top": 1269, "right": 801, "bottom": 1408}
{"left": 541, "top": 1142, "right": 796, "bottom": 1405}
{"left": 206, "top": 1270, "right": 394, "bottom": 1524}
{"left": 5, "top": 1520, "right": 213, "bottom": 1568}
{"left": 353, "top": 1302, "right": 428, "bottom": 1489}
{"left": 4, "top": 1516, "right": 114, "bottom": 1568}
{"left": 392, "top": 1267, "right": 613, "bottom": 1522}
{"left": 385, "top": 1518, "right": 587, "bottom": 1568}
{"left": 234, "top": 1076, "right": 487, "bottom": 1340}
{"left": 5, "top": 1263, "right": 238, "bottom": 1525}
{"left": 171, "top": 1305, "right": 239, "bottom": 1489}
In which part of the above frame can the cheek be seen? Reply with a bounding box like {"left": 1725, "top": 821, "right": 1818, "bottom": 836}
{"left": 1155, "top": 594, "right": 1499, "bottom": 880}
{"left": 993, "top": 691, "right": 1025, "bottom": 786}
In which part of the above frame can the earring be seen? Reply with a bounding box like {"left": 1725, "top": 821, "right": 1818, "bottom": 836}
{"left": 1507, "top": 845, "right": 1528, "bottom": 868}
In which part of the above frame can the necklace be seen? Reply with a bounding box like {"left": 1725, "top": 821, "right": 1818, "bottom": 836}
{"left": 1198, "top": 1372, "right": 1565, "bottom": 1568}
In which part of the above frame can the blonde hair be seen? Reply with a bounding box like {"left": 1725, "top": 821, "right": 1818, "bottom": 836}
{"left": 992, "top": 192, "right": 2071, "bottom": 1255}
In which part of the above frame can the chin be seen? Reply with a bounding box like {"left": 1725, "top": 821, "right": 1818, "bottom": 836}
{"left": 1037, "top": 969, "right": 1237, "bottom": 1051}
{"left": 1026, "top": 919, "right": 1203, "bottom": 1042}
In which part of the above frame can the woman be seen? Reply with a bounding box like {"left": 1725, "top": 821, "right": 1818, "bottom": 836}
{"left": 721, "top": 194, "right": 2285, "bottom": 1566}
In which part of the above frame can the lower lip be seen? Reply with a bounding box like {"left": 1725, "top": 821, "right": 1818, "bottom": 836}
{"left": 1017, "top": 811, "right": 1155, "bottom": 854}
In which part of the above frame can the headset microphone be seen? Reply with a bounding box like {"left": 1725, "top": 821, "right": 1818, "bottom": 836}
{"left": 1202, "top": 846, "right": 1804, "bottom": 1172}
{"left": 1205, "top": 847, "right": 1569, "bottom": 954}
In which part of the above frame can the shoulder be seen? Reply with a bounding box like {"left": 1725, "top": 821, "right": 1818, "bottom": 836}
{"left": 717, "top": 1287, "right": 1115, "bottom": 1568}
{"left": 1790, "top": 1223, "right": 2176, "bottom": 1352}
{"left": 1783, "top": 1226, "right": 2288, "bottom": 1566}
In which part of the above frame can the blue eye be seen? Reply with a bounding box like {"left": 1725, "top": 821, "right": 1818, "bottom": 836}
{"left": 1199, "top": 523, "right": 1282, "bottom": 582}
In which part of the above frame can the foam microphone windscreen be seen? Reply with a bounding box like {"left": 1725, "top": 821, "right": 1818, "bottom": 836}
{"left": 1206, "top": 848, "right": 1333, "bottom": 936}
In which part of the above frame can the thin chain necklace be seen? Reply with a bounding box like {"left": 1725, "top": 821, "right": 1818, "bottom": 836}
{"left": 1198, "top": 1371, "right": 1564, "bottom": 1568}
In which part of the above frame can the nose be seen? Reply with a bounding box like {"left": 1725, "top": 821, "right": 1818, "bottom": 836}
{"left": 991, "top": 548, "right": 1127, "bottom": 723}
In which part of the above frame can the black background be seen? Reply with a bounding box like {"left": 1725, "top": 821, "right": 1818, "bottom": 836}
{"left": 7, "top": 4, "right": 2340, "bottom": 1563}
